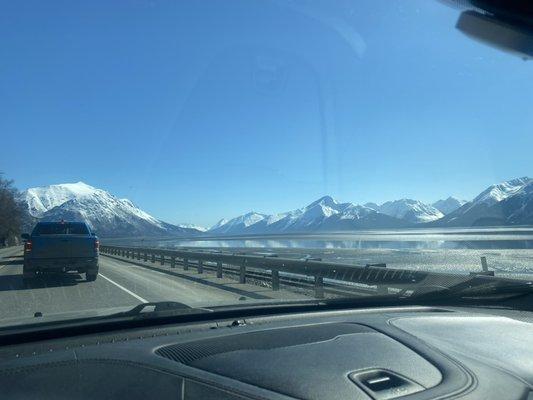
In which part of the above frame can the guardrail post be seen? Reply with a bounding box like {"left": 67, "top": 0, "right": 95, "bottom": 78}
{"left": 171, "top": 256, "right": 176, "bottom": 268}
{"left": 198, "top": 260, "right": 203, "bottom": 274}
{"left": 183, "top": 258, "right": 189, "bottom": 271}
{"left": 151, "top": 253, "right": 155, "bottom": 263}
{"left": 160, "top": 253, "right": 165, "bottom": 266}
{"left": 144, "top": 252, "right": 147, "bottom": 262}
{"left": 481, "top": 256, "right": 488, "bottom": 271}
{"left": 240, "top": 260, "right": 246, "bottom": 284}
{"left": 272, "top": 269, "right": 280, "bottom": 291}
{"left": 216, "top": 261, "right": 223, "bottom": 278}
{"left": 469, "top": 256, "right": 495, "bottom": 276}
{"left": 314, "top": 276, "right": 324, "bottom": 299}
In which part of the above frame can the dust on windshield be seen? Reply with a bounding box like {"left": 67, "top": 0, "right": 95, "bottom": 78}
{"left": 0, "top": 0, "right": 532, "bottom": 328}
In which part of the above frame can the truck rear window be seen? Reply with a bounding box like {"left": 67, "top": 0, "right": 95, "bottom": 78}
{"left": 33, "top": 223, "right": 90, "bottom": 235}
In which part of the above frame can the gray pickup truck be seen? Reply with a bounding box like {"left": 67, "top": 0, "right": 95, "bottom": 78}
{"left": 21, "top": 222, "right": 99, "bottom": 283}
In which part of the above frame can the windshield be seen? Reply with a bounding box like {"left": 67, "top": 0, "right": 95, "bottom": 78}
{"left": 1, "top": 0, "right": 532, "bottom": 329}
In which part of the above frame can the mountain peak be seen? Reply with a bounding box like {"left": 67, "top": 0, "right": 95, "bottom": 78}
{"left": 54, "top": 181, "right": 97, "bottom": 192}
{"left": 211, "top": 219, "right": 229, "bottom": 230}
{"left": 363, "top": 202, "right": 379, "bottom": 210}
{"left": 177, "top": 223, "right": 207, "bottom": 232}
{"left": 473, "top": 177, "right": 532, "bottom": 206}
{"left": 432, "top": 197, "right": 467, "bottom": 215}
{"left": 379, "top": 198, "right": 444, "bottom": 223}
{"left": 308, "top": 195, "right": 337, "bottom": 208}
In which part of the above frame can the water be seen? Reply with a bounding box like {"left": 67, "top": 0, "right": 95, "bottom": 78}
{"left": 105, "top": 227, "right": 533, "bottom": 277}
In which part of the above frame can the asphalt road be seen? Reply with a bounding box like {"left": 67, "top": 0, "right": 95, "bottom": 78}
{"left": 0, "top": 247, "right": 304, "bottom": 323}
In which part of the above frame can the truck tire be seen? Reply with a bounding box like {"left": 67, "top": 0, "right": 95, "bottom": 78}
{"left": 86, "top": 271, "right": 98, "bottom": 282}
{"left": 22, "top": 274, "right": 35, "bottom": 286}
{"left": 22, "top": 263, "right": 36, "bottom": 285}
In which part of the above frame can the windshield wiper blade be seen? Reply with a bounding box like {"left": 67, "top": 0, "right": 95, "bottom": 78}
{"left": 105, "top": 301, "right": 212, "bottom": 319}
{"left": 411, "top": 277, "right": 533, "bottom": 303}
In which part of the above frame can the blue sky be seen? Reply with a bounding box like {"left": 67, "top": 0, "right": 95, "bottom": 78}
{"left": 1, "top": 0, "right": 532, "bottom": 227}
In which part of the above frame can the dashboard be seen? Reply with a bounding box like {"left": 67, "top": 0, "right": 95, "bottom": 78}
{"left": 0, "top": 306, "right": 532, "bottom": 399}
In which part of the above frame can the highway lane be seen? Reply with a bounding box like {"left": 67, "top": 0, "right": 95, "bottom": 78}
{"left": 0, "top": 247, "right": 140, "bottom": 321}
{"left": 0, "top": 247, "right": 305, "bottom": 323}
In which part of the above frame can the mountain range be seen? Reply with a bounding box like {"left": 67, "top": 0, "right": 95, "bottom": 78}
{"left": 19, "top": 177, "right": 532, "bottom": 237}
{"left": 206, "top": 177, "right": 532, "bottom": 235}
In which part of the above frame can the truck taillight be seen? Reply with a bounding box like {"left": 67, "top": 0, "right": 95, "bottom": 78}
{"left": 25, "top": 241, "right": 32, "bottom": 252}
{"left": 95, "top": 240, "right": 100, "bottom": 251}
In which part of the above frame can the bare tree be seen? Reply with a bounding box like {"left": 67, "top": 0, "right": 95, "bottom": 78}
{"left": 0, "top": 174, "right": 23, "bottom": 246}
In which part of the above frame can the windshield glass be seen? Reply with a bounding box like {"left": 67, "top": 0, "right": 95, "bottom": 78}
{"left": 1, "top": 0, "right": 532, "bottom": 328}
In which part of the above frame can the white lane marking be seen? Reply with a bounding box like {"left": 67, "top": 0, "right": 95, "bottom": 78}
{"left": 99, "top": 273, "right": 149, "bottom": 303}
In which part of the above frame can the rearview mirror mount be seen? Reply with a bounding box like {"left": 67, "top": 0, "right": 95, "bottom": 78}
{"left": 457, "top": 11, "right": 533, "bottom": 60}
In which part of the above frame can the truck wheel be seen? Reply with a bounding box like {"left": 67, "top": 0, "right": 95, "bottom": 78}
{"left": 22, "top": 273, "right": 35, "bottom": 286}
{"left": 86, "top": 272, "right": 98, "bottom": 282}
{"left": 22, "top": 263, "right": 35, "bottom": 286}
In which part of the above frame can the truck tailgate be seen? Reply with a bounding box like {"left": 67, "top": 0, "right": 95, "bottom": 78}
{"left": 31, "top": 235, "right": 96, "bottom": 259}
{"left": 66, "top": 235, "right": 97, "bottom": 258}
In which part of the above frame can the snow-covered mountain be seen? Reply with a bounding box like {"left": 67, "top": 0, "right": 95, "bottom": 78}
{"left": 470, "top": 177, "right": 531, "bottom": 207}
{"left": 22, "top": 176, "right": 533, "bottom": 238}
{"left": 208, "top": 196, "right": 409, "bottom": 235}
{"left": 177, "top": 223, "right": 207, "bottom": 232}
{"left": 363, "top": 202, "right": 379, "bottom": 210}
{"left": 432, "top": 197, "right": 467, "bottom": 215}
{"left": 434, "top": 177, "right": 533, "bottom": 227}
{"left": 377, "top": 199, "right": 444, "bottom": 223}
{"left": 22, "top": 182, "right": 200, "bottom": 237}
{"left": 210, "top": 219, "right": 229, "bottom": 230}
{"left": 209, "top": 212, "right": 268, "bottom": 235}
{"left": 502, "top": 180, "right": 533, "bottom": 225}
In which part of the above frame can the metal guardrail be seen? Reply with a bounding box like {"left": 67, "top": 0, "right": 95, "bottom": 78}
{"left": 99, "top": 245, "right": 516, "bottom": 299}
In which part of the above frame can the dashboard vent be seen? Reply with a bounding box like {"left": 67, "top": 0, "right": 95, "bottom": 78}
{"left": 156, "top": 323, "right": 373, "bottom": 364}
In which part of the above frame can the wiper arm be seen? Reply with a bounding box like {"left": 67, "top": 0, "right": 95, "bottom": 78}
{"left": 105, "top": 301, "right": 212, "bottom": 319}
{"left": 412, "top": 278, "right": 533, "bottom": 302}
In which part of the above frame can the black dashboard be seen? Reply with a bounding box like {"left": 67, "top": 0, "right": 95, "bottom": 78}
{"left": 0, "top": 306, "right": 532, "bottom": 400}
